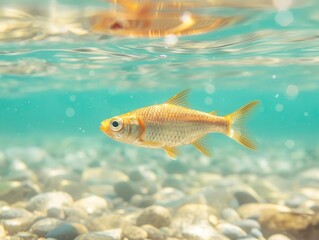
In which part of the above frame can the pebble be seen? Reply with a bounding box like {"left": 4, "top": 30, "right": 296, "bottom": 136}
{"left": 0, "top": 224, "right": 5, "bottom": 238}
{"left": 26, "top": 191, "right": 73, "bottom": 212}
{"left": 130, "top": 194, "right": 155, "bottom": 208}
{"left": 216, "top": 223, "right": 247, "bottom": 240}
{"left": 182, "top": 224, "right": 228, "bottom": 240}
{"left": 74, "top": 195, "right": 108, "bottom": 214}
{"left": 268, "top": 234, "right": 292, "bottom": 240}
{"left": 2, "top": 215, "right": 36, "bottom": 235}
{"left": 114, "top": 181, "right": 140, "bottom": 201}
{"left": 129, "top": 167, "right": 157, "bottom": 182}
{"left": 234, "top": 219, "right": 261, "bottom": 232}
{"left": 141, "top": 224, "right": 166, "bottom": 240}
{"left": 122, "top": 225, "right": 148, "bottom": 240}
{"left": 30, "top": 218, "right": 63, "bottom": 237}
{"left": 75, "top": 231, "right": 119, "bottom": 240}
{"left": 221, "top": 208, "right": 241, "bottom": 222}
{"left": 47, "top": 207, "right": 65, "bottom": 219}
{"left": 136, "top": 205, "right": 172, "bottom": 228}
{"left": 45, "top": 222, "right": 88, "bottom": 240}
{"left": 154, "top": 187, "right": 186, "bottom": 208}
{"left": 82, "top": 168, "right": 128, "bottom": 185}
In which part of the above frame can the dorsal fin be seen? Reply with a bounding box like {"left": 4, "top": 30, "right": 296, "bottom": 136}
{"left": 165, "top": 89, "right": 190, "bottom": 108}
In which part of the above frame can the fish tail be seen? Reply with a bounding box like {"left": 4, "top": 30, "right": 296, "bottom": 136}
{"left": 225, "top": 100, "right": 260, "bottom": 150}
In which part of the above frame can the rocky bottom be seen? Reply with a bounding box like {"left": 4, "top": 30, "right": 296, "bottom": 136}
{"left": 0, "top": 137, "right": 319, "bottom": 240}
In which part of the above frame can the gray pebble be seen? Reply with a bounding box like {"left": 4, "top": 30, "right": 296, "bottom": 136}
{"left": 250, "top": 228, "right": 263, "bottom": 238}
{"left": 130, "top": 194, "right": 155, "bottom": 208}
{"left": 221, "top": 208, "right": 241, "bottom": 222}
{"left": 129, "top": 167, "right": 157, "bottom": 182}
{"left": 234, "top": 219, "right": 261, "bottom": 232}
{"left": 217, "top": 223, "right": 247, "bottom": 240}
{"left": 114, "top": 181, "right": 140, "bottom": 201}
{"left": 122, "top": 225, "right": 147, "bottom": 240}
{"left": 26, "top": 191, "right": 73, "bottom": 212}
{"left": 154, "top": 187, "right": 186, "bottom": 208}
{"left": 0, "top": 207, "right": 32, "bottom": 219}
{"left": 46, "top": 222, "right": 88, "bottom": 240}
{"left": 136, "top": 205, "right": 171, "bottom": 228}
{"left": 47, "top": 207, "right": 65, "bottom": 219}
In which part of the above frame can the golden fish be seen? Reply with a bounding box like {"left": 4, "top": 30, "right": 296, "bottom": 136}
{"left": 100, "top": 90, "right": 259, "bottom": 159}
{"left": 91, "top": 0, "right": 237, "bottom": 37}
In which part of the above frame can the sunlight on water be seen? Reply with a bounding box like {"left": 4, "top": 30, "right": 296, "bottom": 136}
{"left": 0, "top": 1, "right": 319, "bottom": 240}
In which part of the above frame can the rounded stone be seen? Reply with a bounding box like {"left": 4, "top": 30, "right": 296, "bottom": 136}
{"left": 136, "top": 205, "right": 172, "bottom": 228}
{"left": 122, "top": 226, "right": 148, "bottom": 240}
{"left": 2, "top": 216, "right": 36, "bottom": 235}
{"left": 234, "top": 219, "right": 261, "bottom": 232}
{"left": 141, "top": 224, "right": 166, "bottom": 240}
{"left": 221, "top": 208, "right": 241, "bottom": 222}
{"left": 26, "top": 191, "right": 73, "bottom": 212}
{"left": 268, "top": 234, "right": 292, "bottom": 240}
{"left": 154, "top": 187, "right": 186, "bottom": 208}
{"left": 30, "top": 218, "right": 63, "bottom": 237}
{"left": 47, "top": 207, "right": 65, "bottom": 219}
{"left": 74, "top": 195, "right": 108, "bottom": 214}
{"left": 114, "top": 181, "right": 139, "bottom": 201}
{"left": 130, "top": 195, "right": 155, "bottom": 208}
{"left": 216, "top": 223, "right": 247, "bottom": 240}
{"left": 129, "top": 168, "right": 157, "bottom": 182}
{"left": 45, "top": 222, "right": 88, "bottom": 240}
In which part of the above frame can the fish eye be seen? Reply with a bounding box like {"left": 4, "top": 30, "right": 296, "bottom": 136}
{"left": 110, "top": 117, "right": 123, "bottom": 131}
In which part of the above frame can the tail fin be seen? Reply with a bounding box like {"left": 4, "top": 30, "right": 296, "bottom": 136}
{"left": 225, "top": 100, "right": 260, "bottom": 150}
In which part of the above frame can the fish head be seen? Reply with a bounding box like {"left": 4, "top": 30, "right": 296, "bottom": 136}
{"left": 100, "top": 114, "right": 143, "bottom": 144}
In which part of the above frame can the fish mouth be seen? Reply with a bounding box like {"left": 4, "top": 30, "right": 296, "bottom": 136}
{"left": 100, "top": 121, "right": 110, "bottom": 135}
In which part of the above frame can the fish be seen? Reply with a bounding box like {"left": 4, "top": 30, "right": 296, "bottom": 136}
{"left": 91, "top": 0, "right": 238, "bottom": 37}
{"left": 100, "top": 89, "right": 260, "bottom": 159}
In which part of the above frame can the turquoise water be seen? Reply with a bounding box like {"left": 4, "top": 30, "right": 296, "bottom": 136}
{"left": 1, "top": 1, "right": 319, "bottom": 240}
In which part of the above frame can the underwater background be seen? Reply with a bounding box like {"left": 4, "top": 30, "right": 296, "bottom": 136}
{"left": 0, "top": 0, "right": 319, "bottom": 240}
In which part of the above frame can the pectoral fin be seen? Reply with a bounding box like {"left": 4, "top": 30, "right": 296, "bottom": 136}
{"left": 163, "top": 146, "right": 179, "bottom": 160}
{"left": 192, "top": 136, "right": 212, "bottom": 157}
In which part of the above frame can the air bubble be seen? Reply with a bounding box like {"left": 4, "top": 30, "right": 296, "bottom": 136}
{"left": 205, "top": 84, "right": 215, "bottom": 94}
{"left": 164, "top": 34, "right": 178, "bottom": 45}
{"left": 286, "top": 85, "right": 299, "bottom": 98}
{"left": 69, "top": 95, "right": 76, "bottom": 102}
{"left": 66, "top": 107, "right": 75, "bottom": 117}
{"left": 204, "top": 97, "right": 213, "bottom": 105}
{"left": 285, "top": 139, "right": 295, "bottom": 149}
{"left": 275, "top": 11, "right": 294, "bottom": 27}
{"left": 275, "top": 103, "right": 284, "bottom": 112}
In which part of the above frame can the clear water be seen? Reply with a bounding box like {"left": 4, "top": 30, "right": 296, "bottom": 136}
{"left": 0, "top": 0, "right": 319, "bottom": 239}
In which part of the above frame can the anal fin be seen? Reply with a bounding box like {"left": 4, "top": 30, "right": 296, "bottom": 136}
{"left": 163, "top": 146, "right": 179, "bottom": 160}
{"left": 192, "top": 136, "right": 212, "bottom": 157}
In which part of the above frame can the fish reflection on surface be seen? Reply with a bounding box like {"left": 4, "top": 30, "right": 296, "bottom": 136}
{"left": 92, "top": 0, "right": 243, "bottom": 37}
